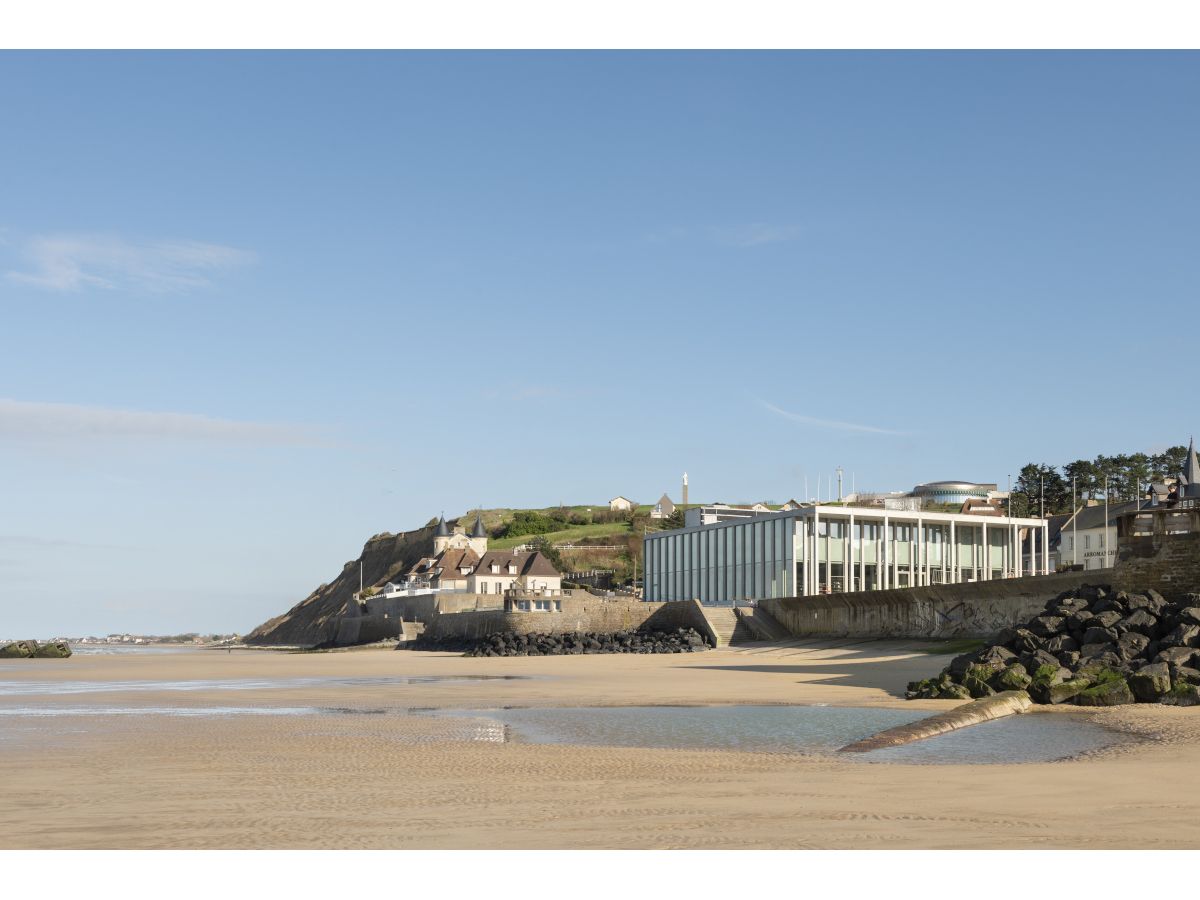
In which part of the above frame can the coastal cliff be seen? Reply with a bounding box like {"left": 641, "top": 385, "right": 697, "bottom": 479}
{"left": 244, "top": 523, "right": 438, "bottom": 647}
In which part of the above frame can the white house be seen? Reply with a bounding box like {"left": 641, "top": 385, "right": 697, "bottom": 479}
{"left": 609, "top": 496, "right": 634, "bottom": 512}
{"left": 1057, "top": 501, "right": 1139, "bottom": 571}
{"left": 398, "top": 513, "right": 562, "bottom": 595}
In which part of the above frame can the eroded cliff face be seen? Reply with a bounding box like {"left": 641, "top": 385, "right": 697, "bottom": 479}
{"left": 244, "top": 523, "right": 437, "bottom": 647}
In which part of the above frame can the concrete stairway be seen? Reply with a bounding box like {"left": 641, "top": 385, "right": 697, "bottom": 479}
{"left": 735, "top": 607, "right": 792, "bottom": 642}
{"left": 699, "top": 606, "right": 757, "bottom": 647}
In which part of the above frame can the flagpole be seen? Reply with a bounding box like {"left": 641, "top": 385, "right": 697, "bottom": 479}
{"left": 1073, "top": 475, "right": 1077, "bottom": 568}
{"left": 1104, "top": 475, "right": 1109, "bottom": 569}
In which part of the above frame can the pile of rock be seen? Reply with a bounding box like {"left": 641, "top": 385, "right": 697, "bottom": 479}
{"left": 907, "top": 584, "right": 1200, "bottom": 707}
{"left": 0, "top": 640, "right": 72, "bottom": 658}
{"left": 423, "top": 627, "right": 711, "bottom": 657}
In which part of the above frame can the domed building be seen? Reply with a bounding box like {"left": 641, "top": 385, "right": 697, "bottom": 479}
{"left": 911, "top": 481, "right": 997, "bottom": 506}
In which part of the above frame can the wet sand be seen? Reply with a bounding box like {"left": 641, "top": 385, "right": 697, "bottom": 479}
{"left": 1, "top": 641, "right": 1198, "bottom": 849}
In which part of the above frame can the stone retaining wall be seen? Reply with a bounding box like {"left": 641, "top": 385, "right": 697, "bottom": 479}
{"left": 419, "top": 597, "right": 714, "bottom": 645}
{"left": 1113, "top": 532, "right": 1200, "bottom": 598}
{"left": 761, "top": 571, "right": 1099, "bottom": 641}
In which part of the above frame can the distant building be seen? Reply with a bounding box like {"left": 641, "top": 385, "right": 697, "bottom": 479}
{"left": 1056, "top": 501, "right": 1139, "bottom": 571}
{"left": 399, "top": 513, "right": 562, "bottom": 595}
{"left": 649, "top": 493, "right": 676, "bottom": 519}
{"left": 911, "top": 481, "right": 997, "bottom": 506}
{"left": 961, "top": 497, "right": 1005, "bottom": 517}
{"left": 645, "top": 503, "right": 1049, "bottom": 602}
{"left": 609, "top": 496, "right": 635, "bottom": 512}
{"left": 685, "top": 503, "right": 770, "bottom": 528}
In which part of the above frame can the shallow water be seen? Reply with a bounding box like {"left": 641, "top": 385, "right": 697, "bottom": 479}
{"left": 436, "top": 705, "right": 1119, "bottom": 764}
{"left": 0, "top": 675, "right": 528, "bottom": 697}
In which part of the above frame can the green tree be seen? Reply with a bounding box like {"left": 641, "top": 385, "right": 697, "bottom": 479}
{"left": 662, "top": 508, "right": 685, "bottom": 529}
{"left": 1151, "top": 446, "right": 1189, "bottom": 482}
{"left": 1062, "top": 459, "right": 1099, "bottom": 502}
{"left": 1013, "top": 463, "right": 1068, "bottom": 516}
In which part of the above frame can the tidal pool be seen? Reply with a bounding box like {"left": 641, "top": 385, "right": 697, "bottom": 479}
{"left": 435, "top": 705, "right": 1121, "bottom": 764}
{"left": 0, "top": 674, "right": 529, "bottom": 697}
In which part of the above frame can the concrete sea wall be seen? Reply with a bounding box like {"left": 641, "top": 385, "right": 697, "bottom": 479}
{"left": 761, "top": 571, "right": 1098, "bottom": 641}
{"left": 420, "top": 597, "right": 716, "bottom": 645}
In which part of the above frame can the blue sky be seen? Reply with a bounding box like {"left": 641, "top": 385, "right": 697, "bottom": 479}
{"left": 2, "top": 51, "right": 1197, "bottom": 637}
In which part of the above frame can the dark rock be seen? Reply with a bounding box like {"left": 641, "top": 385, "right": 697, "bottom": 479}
{"left": 1173, "top": 666, "right": 1200, "bottom": 686}
{"left": 1160, "top": 624, "right": 1200, "bottom": 649}
{"left": 1155, "top": 646, "right": 1198, "bottom": 666}
{"left": 1092, "top": 595, "right": 1126, "bottom": 616}
{"left": 1042, "top": 635, "right": 1078, "bottom": 654}
{"left": 1172, "top": 607, "right": 1200, "bottom": 627}
{"left": 948, "top": 651, "right": 979, "bottom": 678}
{"left": 962, "top": 673, "right": 995, "bottom": 699}
{"left": 1020, "top": 649, "right": 1061, "bottom": 673}
{"left": 1032, "top": 677, "right": 1090, "bottom": 705}
{"left": 1115, "top": 610, "right": 1159, "bottom": 638}
{"left": 1161, "top": 683, "right": 1200, "bottom": 707}
{"left": 1079, "top": 641, "right": 1118, "bottom": 661}
{"left": 937, "top": 682, "right": 973, "bottom": 700}
{"left": 994, "top": 627, "right": 1017, "bottom": 647}
{"left": 1089, "top": 611, "right": 1123, "bottom": 630}
{"left": 993, "top": 665, "right": 1032, "bottom": 691}
{"left": 1056, "top": 650, "right": 1081, "bottom": 669}
{"left": 1128, "top": 662, "right": 1171, "bottom": 702}
{"left": 1029, "top": 616, "right": 1066, "bottom": 638}
{"left": 1075, "top": 678, "right": 1136, "bottom": 706}
{"left": 1116, "top": 631, "right": 1151, "bottom": 660}
{"left": 975, "top": 645, "right": 1017, "bottom": 668}
{"left": 1011, "top": 629, "right": 1042, "bottom": 654}
{"left": 1066, "top": 610, "right": 1095, "bottom": 633}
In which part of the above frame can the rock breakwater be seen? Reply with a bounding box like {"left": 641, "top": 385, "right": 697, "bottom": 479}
{"left": 417, "top": 626, "right": 712, "bottom": 657}
{"left": 907, "top": 584, "right": 1200, "bottom": 706}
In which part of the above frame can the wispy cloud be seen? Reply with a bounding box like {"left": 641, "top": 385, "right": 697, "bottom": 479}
{"left": 0, "top": 399, "right": 322, "bottom": 447}
{"left": 646, "top": 223, "right": 802, "bottom": 248}
{"left": 758, "top": 399, "right": 906, "bottom": 436}
{"left": 6, "top": 233, "right": 254, "bottom": 293}
{"left": 710, "top": 223, "right": 802, "bottom": 247}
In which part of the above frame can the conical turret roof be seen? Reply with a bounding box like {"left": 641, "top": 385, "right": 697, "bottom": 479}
{"left": 1183, "top": 438, "right": 1200, "bottom": 497}
{"left": 434, "top": 515, "right": 449, "bottom": 537}
{"left": 471, "top": 513, "right": 487, "bottom": 538}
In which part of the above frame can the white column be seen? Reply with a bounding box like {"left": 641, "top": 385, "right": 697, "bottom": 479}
{"left": 860, "top": 520, "right": 867, "bottom": 591}
{"left": 847, "top": 513, "right": 855, "bottom": 592}
{"left": 1042, "top": 522, "right": 1050, "bottom": 575}
{"left": 881, "top": 515, "right": 890, "bottom": 590}
{"left": 1031, "top": 525, "right": 1038, "bottom": 576}
{"left": 982, "top": 520, "right": 989, "bottom": 580}
{"left": 796, "top": 523, "right": 805, "bottom": 597}
{"left": 812, "top": 508, "right": 820, "bottom": 595}
{"left": 916, "top": 518, "right": 926, "bottom": 588}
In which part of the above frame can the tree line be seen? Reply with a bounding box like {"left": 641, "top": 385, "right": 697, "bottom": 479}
{"left": 1010, "top": 446, "right": 1189, "bottom": 517}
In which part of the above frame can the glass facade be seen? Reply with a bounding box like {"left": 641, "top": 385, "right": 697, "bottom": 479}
{"left": 643, "top": 508, "right": 1048, "bottom": 602}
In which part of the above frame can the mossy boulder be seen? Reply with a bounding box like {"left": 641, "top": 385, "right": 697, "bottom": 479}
{"left": 993, "top": 665, "right": 1032, "bottom": 692}
{"left": 1128, "top": 662, "right": 1171, "bottom": 702}
{"left": 32, "top": 641, "right": 71, "bottom": 658}
{"left": 937, "top": 682, "right": 973, "bottom": 700}
{"left": 0, "top": 641, "right": 36, "bottom": 658}
{"left": 1075, "top": 677, "right": 1136, "bottom": 706}
{"left": 962, "top": 673, "right": 996, "bottom": 699}
{"left": 1030, "top": 676, "right": 1091, "bottom": 705}
{"left": 1161, "top": 683, "right": 1200, "bottom": 707}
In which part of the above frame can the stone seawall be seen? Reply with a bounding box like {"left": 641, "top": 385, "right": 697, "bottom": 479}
{"left": 761, "top": 571, "right": 1099, "bottom": 641}
{"left": 420, "top": 598, "right": 714, "bottom": 645}
{"left": 1113, "top": 532, "right": 1200, "bottom": 598}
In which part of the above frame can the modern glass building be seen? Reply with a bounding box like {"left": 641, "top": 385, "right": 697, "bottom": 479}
{"left": 643, "top": 505, "right": 1050, "bottom": 602}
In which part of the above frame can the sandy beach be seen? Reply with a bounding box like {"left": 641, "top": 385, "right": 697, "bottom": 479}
{"left": 2, "top": 640, "right": 1199, "bottom": 849}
